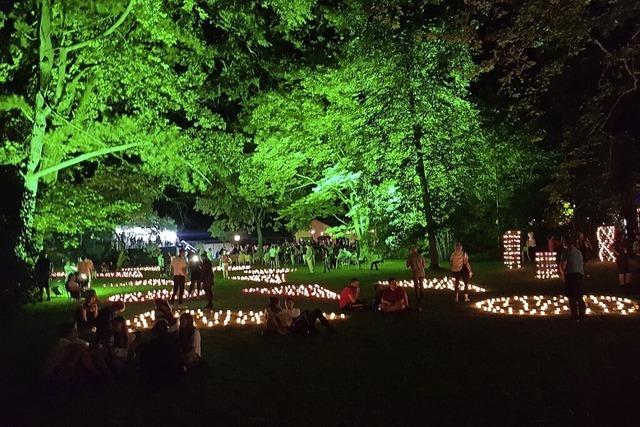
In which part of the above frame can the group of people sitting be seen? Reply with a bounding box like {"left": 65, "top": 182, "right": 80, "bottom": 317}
{"left": 44, "top": 295, "right": 202, "bottom": 385}
{"left": 339, "top": 278, "right": 410, "bottom": 313}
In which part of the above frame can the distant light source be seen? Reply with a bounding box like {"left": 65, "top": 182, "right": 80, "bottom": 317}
{"left": 310, "top": 230, "right": 316, "bottom": 235}
{"left": 234, "top": 234, "right": 241, "bottom": 242}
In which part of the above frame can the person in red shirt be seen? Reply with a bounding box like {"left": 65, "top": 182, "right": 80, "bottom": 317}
{"left": 379, "top": 278, "right": 408, "bottom": 313}
{"left": 339, "top": 279, "right": 365, "bottom": 310}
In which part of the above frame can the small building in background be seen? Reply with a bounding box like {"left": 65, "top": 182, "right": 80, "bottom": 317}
{"left": 295, "top": 219, "right": 331, "bottom": 241}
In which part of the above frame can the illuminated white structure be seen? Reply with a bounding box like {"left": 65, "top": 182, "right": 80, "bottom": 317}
{"left": 596, "top": 225, "right": 615, "bottom": 262}
{"left": 535, "top": 252, "right": 559, "bottom": 279}
{"left": 115, "top": 226, "right": 178, "bottom": 247}
{"left": 475, "top": 295, "right": 638, "bottom": 316}
{"left": 503, "top": 230, "right": 521, "bottom": 269}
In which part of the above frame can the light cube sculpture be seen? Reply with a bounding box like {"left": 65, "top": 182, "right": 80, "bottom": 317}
{"left": 596, "top": 225, "right": 615, "bottom": 262}
{"left": 535, "top": 252, "right": 559, "bottom": 279}
{"left": 503, "top": 230, "right": 522, "bottom": 269}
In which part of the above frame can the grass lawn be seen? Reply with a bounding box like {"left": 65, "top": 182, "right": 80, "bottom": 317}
{"left": 4, "top": 260, "right": 640, "bottom": 426}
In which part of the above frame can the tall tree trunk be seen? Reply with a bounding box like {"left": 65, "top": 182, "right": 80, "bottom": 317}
{"left": 16, "top": 0, "right": 54, "bottom": 263}
{"left": 255, "top": 212, "right": 264, "bottom": 250}
{"left": 408, "top": 89, "right": 440, "bottom": 269}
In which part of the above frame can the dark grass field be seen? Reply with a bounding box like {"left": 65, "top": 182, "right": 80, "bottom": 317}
{"left": 3, "top": 260, "right": 640, "bottom": 426}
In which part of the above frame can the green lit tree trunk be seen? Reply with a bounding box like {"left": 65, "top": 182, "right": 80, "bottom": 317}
{"left": 15, "top": 0, "right": 54, "bottom": 263}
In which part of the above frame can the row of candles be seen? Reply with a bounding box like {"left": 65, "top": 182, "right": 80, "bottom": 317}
{"left": 376, "top": 277, "right": 487, "bottom": 293}
{"left": 242, "top": 284, "right": 339, "bottom": 300}
{"left": 108, "top": 288, "right": 205, "bottom": 303}
{"left": 127, "top": 308, "right": 346, "bottom": 331}
{"left": 475, "top": 295, "right": 638, "bottom": 316}
{"left": 104, "top": 279, "right": 175, "bottom": 288}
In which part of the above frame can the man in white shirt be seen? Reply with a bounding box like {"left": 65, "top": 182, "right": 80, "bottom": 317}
{"left": 170, "top": 249, "right": 188, "bottom": 305}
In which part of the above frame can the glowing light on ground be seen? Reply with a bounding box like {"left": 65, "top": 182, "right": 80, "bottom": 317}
{"left": 376, "top": 277, "right": 487, "bottom": 293}
{"left": 228, "top": 268, "right": 295, "bottom": 284}
{"left": 127, "top": 308, "right": 345, "bottom": 331}
{"left": 503, "top": 230, "right": 521, "bottom": 269}
{"left": 242, "top": 284, "right": 339, "bottom": 300}
{"left": 535, "top": 252, "right": 559, "bottom": 279}
{"left": 597, "top": 225, "right": 615, "bottom": 262}
{"left": 474, "top": 295, "right": 638, "bottom": 316}
{"left": 120, "top": 266, "right": 161, "bottom": 272}
{"left": 96, "top": 270, "right": 143, "bottom": 279}
{"left": 108, "top": 289, "right": 205, "bottom": 303}
{"left": 104, "top": 279, "right": 175, "bottom": 288}
{"left": 212, "top": 265, "right": 252, "bottom": 272}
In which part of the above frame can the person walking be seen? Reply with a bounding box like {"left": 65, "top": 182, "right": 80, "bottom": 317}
{"left": 201, "top": 252, "right": 214, "bottom": 310}
{"left": 559, "top": 237, "right": 586, "bottom": 321}
{"left": 35, "top": 251, "right": 52, "bottom": 301}
{"left": 450, "top": 242, "right": 473, "bottom": 303}
{"left": 612, "top": 232, "right": 632, "bottom": 287}
{"left": 406, "top": 246, "right": 426, "bottom": 311}
{"left": 170, "top": 249, "right": 188, "bottom": 305}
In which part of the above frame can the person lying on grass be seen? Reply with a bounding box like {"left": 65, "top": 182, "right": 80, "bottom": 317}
{"left": 379, "top": 278, "right": 409, "bottom": 313}
{"left": 339, "top": 278, "right": 366, "bottom": 311}
{"left": 264, "top": 297, "right": 336, "bottom": 335}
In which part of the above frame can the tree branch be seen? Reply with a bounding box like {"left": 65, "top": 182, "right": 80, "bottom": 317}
{"left": 63, "top": 0, "right": 135, "bottom": 53}
{"left": 0, "top": 95, "right": 34, "bottom": 122}
{"left": 32, "top": 141, "right": 141, "bottom": 181}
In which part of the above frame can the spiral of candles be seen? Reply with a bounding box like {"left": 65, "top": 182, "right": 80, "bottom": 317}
{"left": 242, "top": 284, "right": 339, "bottom": 300}
{"left": 474, "top": 295, "right": 638, "bottom": 316}
{"left": 376, "top": 277, "right": 487, "bottom": 293}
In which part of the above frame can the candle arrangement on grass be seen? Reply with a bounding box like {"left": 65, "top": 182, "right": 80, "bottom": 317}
{"left": 228, "top": 268, "right": 295, "bottom": 284}
{"left": 474, "top": 295, "right": 638, "bottom": 316}
{"left": 108, "top": 288, "right": 205, "bottom": 303}
{"left": 535, "top": 252, "right": 559, "bottom": 279}
{"left": 103, "top": 278, "right": 175, "bottom": 288}
{"left": 127, "top": 308, "right": 345, "bottom": 332}
{"left": 503, "top": 230, "right": 521, "bottom": 269}
{"left": 96, "top": 270, "right": 143, "bottom": 279}
{"left": 242, "top": 284, "right": 339, "bottom": 300}
{"left": 212, "top": 265, "right": 253, "bottom": 272}
{"left": 120, "top": 266, "right": 161, "bottom": 272}
{"left": 376, "top": 277, "right": 487, "bottom": 293}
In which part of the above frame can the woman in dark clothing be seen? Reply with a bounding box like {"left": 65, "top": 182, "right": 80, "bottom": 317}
{"left": 612, "top": 233, "right": 632, "bottom": 287}
{"left": 139, "top": 320, "right": 182, "bottom": 381}
{"left": 154, "top": 298, "right": 179, "bottom": 333}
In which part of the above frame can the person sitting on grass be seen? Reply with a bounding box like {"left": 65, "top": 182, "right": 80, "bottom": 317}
{"left": 339, "top": 278, "right": 366, "bottom": 311}
{"left": 108, "top": 316, "right": 136, "bottom": 373}
{"left": 76, "top": 290, "right": 99, "bottom": 341}
{"left": 265, "top": 297, "right": 336, "bottom": 335}
{"left": 379, "top": 278, "right": 408, "bottom": 313}
{"left": 179, "top": 313, "right": 201, "bottom": 370}
{"left": 154, "top": 298, "right": 179, "bottom": 333}
{"left": 371, "top": 283, "right": 386, "bottom": 311}
{"left": 95, "top": 301, "right": 126, "bottom": 346}
{"left": 139, "top": 319, "right": 182, "bottom": 382}
{"left": 43, "top": 322, "right": 111, "bottom": 384}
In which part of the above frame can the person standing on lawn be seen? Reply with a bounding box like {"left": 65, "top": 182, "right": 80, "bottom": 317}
{"left": 559, "top": 237, "right": 586, "bottom": 321}
{"left": 170, "top": 249, "right": 188, "bottom": 305}
{"left": 406, "top": 246, "right": 426, "bottom": 311}
{"left": 450, "top": 242, "right": 473, "bottom": 303}
{"left": 35, "top": 250, "right": 52, "bottom": 301}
